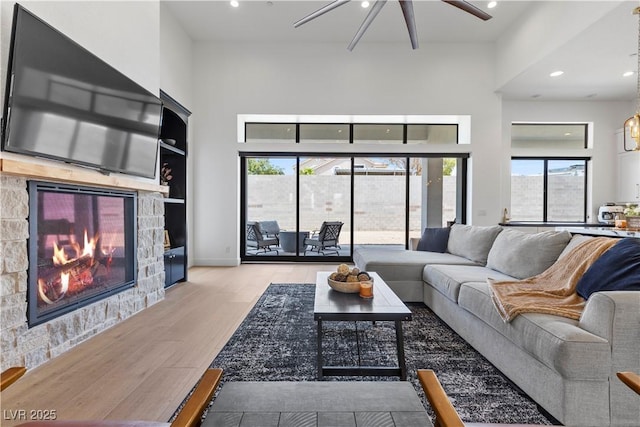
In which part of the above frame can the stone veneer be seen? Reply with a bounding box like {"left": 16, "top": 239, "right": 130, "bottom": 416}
{"left": 0, "top": 175, "right": 166, "bottom": 370}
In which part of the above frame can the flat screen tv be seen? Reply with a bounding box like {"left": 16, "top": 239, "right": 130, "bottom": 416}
{"left": 1, "top": 4, "right": 162, "bottom": 179}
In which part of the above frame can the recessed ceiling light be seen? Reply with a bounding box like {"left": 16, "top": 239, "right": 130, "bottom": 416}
{"left": 564, "top": 132, "right": 572, "bottom": 136}
{"left": 531, "top": 94, "right": 541, "bottom": 99}
{"left": 624, "top": 71, "right": 635, "bottom": 77}
{"left": 488, "top": 1, "right": 497, "bottom": 9}
{"left": 361, "top": 1, "right": 370, "bottom": 8}
{"left": 230, "top": 0, "right": 239, "bottom": 7}
{"left": 549, "top": 70, "right": 564, "bottom": 77}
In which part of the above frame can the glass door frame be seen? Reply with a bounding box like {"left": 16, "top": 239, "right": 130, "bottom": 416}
{"left": 240, "top": 152, "right": 468, "bottom": 263}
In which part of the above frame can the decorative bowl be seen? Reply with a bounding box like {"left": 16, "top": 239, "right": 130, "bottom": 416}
{"left": 327, "top": 277, "right": 372, "bottom": 293}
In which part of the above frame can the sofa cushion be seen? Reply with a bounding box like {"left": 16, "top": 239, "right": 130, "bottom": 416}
{"left": 576, "top": 238, "right": 640, "bottom": 299}
{"left": 447, "top": 224, "right": 502, "bottom": 265}
{"left": 354, "top": 247, "right": 478, "bottom": 284}
{"left": 458, "top": 282, "right": 611, "bottom": 380}
{"left": 558, "top": 234, "right": 593, "bottom": 259}
{"left": 486, "top": 229, "right": 572, "bottom": 280}
{"left": 422, "top": 264, "right": 515, "bottom": 303}
{"left": 416, "top": 227, "right": 450, "bottom": 252}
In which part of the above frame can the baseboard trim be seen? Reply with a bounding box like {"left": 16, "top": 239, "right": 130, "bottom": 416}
{"left": 193, "top": 258, "right": 241, "bottom": 267}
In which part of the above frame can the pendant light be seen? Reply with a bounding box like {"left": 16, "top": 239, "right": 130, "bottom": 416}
{"left": 623, "top": 7, "right": 640, "bottom": 151}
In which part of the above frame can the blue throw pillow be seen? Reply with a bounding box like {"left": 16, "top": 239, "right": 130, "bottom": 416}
{"left": 416, "top": 227, "right": 450, "bottom": 253}
{"left": 576, "top": 238, "right": 640, "bottom": 299}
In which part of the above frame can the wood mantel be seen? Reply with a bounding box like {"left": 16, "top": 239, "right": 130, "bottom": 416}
{"left": 0, "top": 158, "right": 169, "bottom": 194}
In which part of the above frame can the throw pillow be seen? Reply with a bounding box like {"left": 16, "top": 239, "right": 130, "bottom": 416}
{"left": 576, "top": 238, "right": 640, "bottom": 299}
{"left": 558, "top": 234, "right": 593, "bottom": 259}
{"left": 416, "top": 227, "right": 450, "bottom": 253}
{"left": 447, "top": 224, "right": 503, "bottom": 265}
{"left": 486, "top": 229, "right": 572, "bottom": 279}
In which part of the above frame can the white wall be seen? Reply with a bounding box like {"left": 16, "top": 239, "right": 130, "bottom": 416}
{"left": 0, "top": 3, "right": 630, "bottom": 268}
{"left": 189, "top": 40, "right": 629, "bottom": 266}
{"left": 503, "top": 100, "right": 628, "bottom": 222}
{"left": 1, "top": 1, "right": 160, "bottom": 96}
{"left": 190, "top": 41, "right": 503, "bottom": 265}
{"left": 159, "top": 3, "right": 195, "bottom": 265}
{"left": 495, "top": 1, "right": 622, "bottom": 91}
{"left": 159, "top": 2, "right": 193, "bottom": 109}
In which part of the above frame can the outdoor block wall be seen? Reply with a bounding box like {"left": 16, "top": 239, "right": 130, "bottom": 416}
{"left": 511, "top": 175, "right": 585, "bottom": 221}
{"left": 247, "top": 175, "right": 456, "bottom": 237}
{"left": 247, "top": 174, "right": 585, "bottom": 238}
{"left": 0, "top": 175, "right": 166, "bottom": 371}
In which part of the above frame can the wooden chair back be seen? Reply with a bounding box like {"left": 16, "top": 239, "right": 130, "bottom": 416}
{"left": 1, "top": 367, "right": 222, "bottom": 427}
{"left": 417, "top": 369, "right": 550, "bottom": 427}
{"left": 1, "top": 366, "right": 26, "bottom": 391}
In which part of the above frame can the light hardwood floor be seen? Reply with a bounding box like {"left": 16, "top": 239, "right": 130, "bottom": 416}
{"left": 1, "top": 263, "right": 333, "bottom": 426}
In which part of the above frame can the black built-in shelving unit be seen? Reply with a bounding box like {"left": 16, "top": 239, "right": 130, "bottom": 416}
{"left": 159, "top": 90, "right": 190, "bottom": 287}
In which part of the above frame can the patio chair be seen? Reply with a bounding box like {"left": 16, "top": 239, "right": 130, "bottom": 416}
{"left": 303, "top": 221, "right": 343, "bottom": 256}
{"left": 257, "top": 220, "right": 281, "bottom": 245}
{"left": 246, "top": 222, "right": 279, "bottom": 255}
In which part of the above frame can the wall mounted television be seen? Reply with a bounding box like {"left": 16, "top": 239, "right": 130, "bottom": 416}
{"left": 1, "top": 4, "right": 162, "bottom": 179}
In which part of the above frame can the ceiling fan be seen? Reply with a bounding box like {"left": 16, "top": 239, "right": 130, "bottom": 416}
{"left": 293, "top": 0, "right": 492, "bottom": 51}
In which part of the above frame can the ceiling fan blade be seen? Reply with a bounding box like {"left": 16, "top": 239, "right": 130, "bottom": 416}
{"left": 441, "top": 0, "right": 492, "bottom": 21}
{"left": 398, "top": 0, "right": 418, "bottom": 49}
{"left": 294, "top": 0, "right": 351, "bottom": 28}
{"left": 348, "top": 0, "right": 388, "bottom": 51}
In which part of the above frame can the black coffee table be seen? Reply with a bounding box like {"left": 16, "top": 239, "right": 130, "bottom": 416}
{"left": 314, "top": 271, "right": 412, "bottom": 380}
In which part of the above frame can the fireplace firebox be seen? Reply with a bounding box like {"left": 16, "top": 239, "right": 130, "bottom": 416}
{"left": 28, "top": 182, "right": 137, "bottom": 326}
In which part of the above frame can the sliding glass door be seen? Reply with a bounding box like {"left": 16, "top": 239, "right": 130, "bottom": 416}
{"left": 353, "top": 157, "right": 406, "bottom": 246}
{"left": 244, "top": 156, "right": 296, "bottom": 257}
{"left": 408, "top": 157, "right": 460, "bottom": 242}
{"left": 299, "top": 157, "right": 351, "bottom": 256}
{"left": 241, "top": 154, "right": 467, "bottom": 262}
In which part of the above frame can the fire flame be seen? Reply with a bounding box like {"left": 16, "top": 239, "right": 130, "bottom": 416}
{"left": 82, "top": 230, "right": 96, "bottom": 258}
{"left": 52, "top": 230, "right": 96, "bottom": 265}
{"left": 40, "top": 229, "right": 98, "bottom": 305}
{"left": 52, "top": 241, "right": 68, "bottom": 265}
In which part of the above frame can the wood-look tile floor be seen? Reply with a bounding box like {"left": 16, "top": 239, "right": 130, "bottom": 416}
{"left": 0, "top": 264, "right": 333, "bottom": 426}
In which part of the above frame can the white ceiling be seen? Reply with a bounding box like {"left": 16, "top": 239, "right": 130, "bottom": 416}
{"left": 163, "top": 0, "right": 639, "bottom": 101}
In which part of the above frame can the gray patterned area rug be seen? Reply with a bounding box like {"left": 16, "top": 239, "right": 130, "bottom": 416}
{"left": 206, "top": 283, "right": 556, "bottom": 425}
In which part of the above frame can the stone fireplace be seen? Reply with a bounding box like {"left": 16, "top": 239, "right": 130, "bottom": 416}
{"left": 27, "top": 181, "right": 138, "bottom": 326}
{"left": 0, "top": 170, "right": 166, "bottom": 370}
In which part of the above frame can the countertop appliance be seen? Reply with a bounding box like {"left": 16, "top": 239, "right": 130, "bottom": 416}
{"left": 598, "top": 203, "right": 625, "bottom": 224}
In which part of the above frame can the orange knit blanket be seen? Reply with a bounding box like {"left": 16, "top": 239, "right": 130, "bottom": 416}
{"left": 488, "top": 237, "right": 617, "bottom": 322}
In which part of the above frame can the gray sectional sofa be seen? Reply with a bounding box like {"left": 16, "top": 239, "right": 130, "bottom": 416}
{"left": 353, "top": 224, "right": 640, "bottom": 427}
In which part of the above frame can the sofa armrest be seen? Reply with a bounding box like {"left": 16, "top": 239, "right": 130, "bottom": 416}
{"left": 580, "top": 291, "right": 640, "bottom": 354}
{"left": 580, "top": 291, "right": 640, "bottom": 363}
{"left": 580, "top": 291, "right": 640, "bottom": 422}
